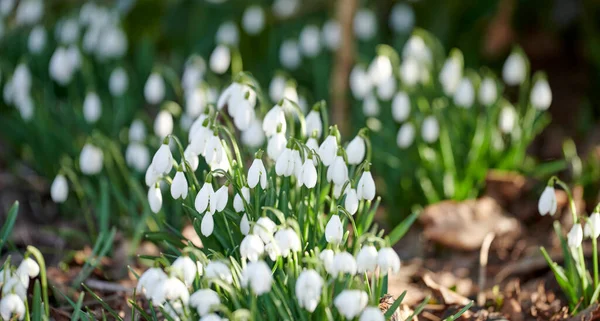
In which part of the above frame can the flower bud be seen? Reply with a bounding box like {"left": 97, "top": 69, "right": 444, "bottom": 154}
{"left": 171, "top": 170, "right": 188, "bottom": 200}
{"left": 233, "top": 187, "right": 250, "bottom": 212}
{"left": 80, "top": 143, "right": 103, "bottom": 175}
{"left": 357, "top": 171, "right": 376, "bottom": 201}
{"left": 568, "top": 223, "right": 583, "bottom": 248}
{"left": 240, "top": 213, "right": 250, "bottom": 235}
{"left": 144, "top": 72, "right": 165, "bottom": 105}
{"left": 344, "top": 188, "right": 359, "bottom": 215}
{"left": 51, "top": 174, "right": 68, "bottom": 203}
{"left": 325, "top": 215, "right": 343, "bottom": 244}
{"left": 248, "top": 158, "right": 268, "bottom": 189}
{"left": 209, "top": 45, "right": 231, "bottom": 74}
{"left": 346, "top": 135, "right": 366, "bottom": 165}
{"left": 530, "top": 78, "right": 552, "bottom": 111}
{"left": 201, "top": 213, "right": 214, "bottom": 237}
{"left": 148, "top": 185, "right": 163, "bottom": 214}
{"left": 302, "top": 159, "right": 318, "bottom": 188}
{"left": 538, "top": 186, "right": 557, "bottom": 216}
{"left": 318, "top": 135, "right": 338, "bottom": 166}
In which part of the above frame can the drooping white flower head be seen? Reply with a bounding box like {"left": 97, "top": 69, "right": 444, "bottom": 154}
{"left": 301, "top": 158, "right": 318, "bottom": 188}
{"left": 183, "top": 145, "right": 199, "bottom": 172}
{"left": 421, "top": 116, "right": 439, "bottom": 143}
{"left": 439, "top": 54, "right": 463, "bottom": 95}
{"left": 136, "top": 267, "right": 168, "bottom": 300}
{"left": 357, "top": 171, "right": 376, "bottom": 201}
{"left": 215, "top": 21, "right": 239, "bottom": 47}
{"left": 201, "top": 213, "right": 214, "bottom": 236}
{"left": 274, "top": 227, "right": 301, "bottom": 257}
{"left": 205, "top": 261, "right": 233, "bottom": 284}
{"left": 346, "top": 135, "right": 366, "bottom": 165}
{"left": 453, "top": 77, "right": 475, "bottom": 108}
{"left": 530, "top": 78, "right": 552, "bottom": 111}
{"left": 182, "top": 56, "right": 206, "bottom": 92}
{"left": 318, "top": 134, "right": 338, "bottom": 166}
{"left": 538, "top": 186, "right": 557, "bottom": 216}
{"left": 267, "top": 131, "right": 287, "bottom": 161}
{"left": 263, "top": 105, "right": 287, "bottom": 137}
{"left": 126, "top": 143, "right": 150, "bottom": 172}
{"left": 15, "top": 0, "right": 43, "bottom": 26}
{"left": 129, "top": 119, "right": 146, "bottom": 142}
{"left": 275, "top": 148, "right": 295, "bottom": 177}
{"left": 28, "top": 25, "right": 46, "bottom": 54}
{"left": 272, "top": 0, "right": 298, "bottom": 18}
{"left": 376, "top": 75, "right": 397, "bottom": 101}
{"left": 502, "top": 51, "right": 527, "bottom": 86}
{"left": 334, "top": 290, "right": 369, "bottom": 319}
{"left": 586, "top": 212, "right": 600, "bottom": 239}
{"left": 356, "top": 245, "right": 378, "bottom": 273}
{"left": 478, "top": 77, "right": 497, "bottom": 106}
{"left": 240, "top": 213, "right": 251, "bottom": 235}
{"left": 359, "top": 307, "right": 385, "bottom": 321}
{"left": 319, "top": 249, "right": 336, "bottom": 275}
{"left": 210, "top": 45, "right": 231, "bottom": 74}
{"left": 171, "top": 170, "right": 188, "bottom": 200}
{"left": 322, "top": 19, "right": 341, "bottom": 51}
{"left": 377, "top": 247, "right": 401, "bottom": 275}
{"left": 325, "top": 215, "right": 343, "bottom": 244}
{"left": 154, "top": 110, "right": 174, "bottom": 139}
{"left": 205, "top": 133, "right": 224, "bottom": 165}
{"left": 210, "top": 185, "right": 229, "bottom": 214}
{"left": 242, "top": 118, "right": 266, "bottom": 148}
{"left": 190, "top": 289, "right": 221, "bottom": 316}
{"left": 280, "top": 39, "right": 301, "bottom": 70}
{"left": 295, "top": 269, "right": 324, "bottom": 312}
{"left": 403, "top": 35, "right": 432, "bottom": 65}
{"left": 51, "top": 174, "right": 68, "bottom": 203}
{"left": 299, "top": 25, "right": 322, "bottom": 58}
{"left": 0, "top": 0, "right": 14, "bottom": 16}
{"left": 241, "top": 260, "right": 273, "bottom": 295}
{"left": 333, "top": 252, "right": 357, "bottom": 275}
{"left": 349, "top": 65, "right": 372, "bottom": 99}
{"left": 327, "top": 155, "right": 348, "bottom": 186}
{"left": 80, "top": 143, "right": 104, "bottom": 175}
{"left": 344, "top": 188, "right": 359, "bottom": 215}
{"left": 368, "top": 55, "right": 393, "bottom": 86}
{"left": 152, "top": 143, "right": 173, "bottom": 174}
{"left": 248, "top": 158, "right": 268, "bottom": 189}
{"left": 391, "top": 92, "right": 411, "bottom": 123}
{"left": 568, "top": 223, "right": 583, "bottom": 248}
{"left": 499, "top": 105, "right": 517, "bottom": 134}
{"left": 49, "top": 47, "right": 76, "bottom": 85}
{"left": 109, "top": 67, "right": 129, "bottom": 97}
{"left": 16, "top": 257, "right": 39, "bottom": 279}
{"left": 144, "top": 72, "right": 165, "bottom": 105}
{"left": 242, "top": 5, "right": 265, "bottom": 35}
{"left": 305, "top": 110, "right": 323, "bottom": 139}
{"left": 0, "top": 294, "right": 25, "bottom": 321}
{"left": 161, "top": 276, "right": 190, "bottom": 305}
{"left": 399, "top": 57, "right": 420, "bottom": 87}
{"left": 353, "top": 8, "right": 377, "bottom": 41}
{"left": 241, "top": 234, "right": 265, "bottom": 262}
{"left": 254, "top": 216, "right": 276, "bottom": 244}
{"left": 269, "top": 75, "right": 286, "bottom": 103}
{"left": 233, "top": 187, "right": 250, "bottom": 213}
{"left": 148, "top": 185, "right": 162, "bottom": 214}
{"left": 389, "top": 3, "right": 415, "bottom": 34}
{"left": 83, "top": 92, "right": 102, "bottom": 123}
{"left": 170, "top": 256, "right": 197, "bottom": 286}
{"left": 265, "top": 241, "right": 281, "bottom": 261}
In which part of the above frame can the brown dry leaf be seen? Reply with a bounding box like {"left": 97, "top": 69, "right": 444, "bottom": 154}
{"left": 182, "top": 224, "right": 203, "bottom": 248}
{"left": 566, "top": 304, "right": 600, "bottom": 321}
{"left": 423, "top": 272, "right": 471, "bottom": 306}
{"left": 419, "top": 197, "right": 522, "bottom": 251}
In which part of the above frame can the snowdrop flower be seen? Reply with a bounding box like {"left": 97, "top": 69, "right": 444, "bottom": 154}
{"left": 397, "top": 123, "right": 416, "bottom": 148}
{"left": 109, "top": 67, "right": 128, "bottom": 97}
{"left": 241, "top": 119, "right": 266, "bottom": 148}
{"left": 454, "top": 77, "right": 475, "bottom": 108}
{"left": 0, "top": 0, "right": 14, "bottom": 16}
{"left": 137, "top": 268, "right": 168, "bottom": 299}
{"left": 162, "top": 277, "right": 190, "bottom": 305}
{"left": 274, "top": 228, "right": 301, "bottom": 257}
{"left": 201, "top": 213, "right": 214, "bottom": 236}
{"left": 145, "top": 164, "right": 161, "bottom": 187}
{"left": 334, "top": 290, "right": 369, "bottom": 319}
{"left": 205, "top": 133, "right": 224, "bottom": 165}
{"left": 205, "top": 261, "right": 233, "bottom": 284}
{"left": 83, "top": 92, "right": 101, "bottom": 123}
{"left": 267, "top": 131, "right": 287, "bottom": 161}
{"left": 538, "top": 186, "right": 557, "bottom": 216}
{"left": 190, "top": 289, "right": 220, "bottom": 316}
{"left": 148, "top": 185, "right": 162, "bottom": 214}
{"left": 327, "top": 155, "right": 348, "bottom": 185}
{"left": 479, "top": 77, "right": 497, "bottom": 106}
{"left": 80, "top": 144, "right": 103, "bottom": 175}
{"left": 209, "top": 147, "right": 230, "bottom": 174}
{"left": 354, "top": 8, "right": 377, "bottom": 41}
{"left": 306, "top": 137, "right": 319, "bottom": 153}
{"left": 200, "top": 314, "right": 225, "bottom": 321}
{"left": 392, "top": 92, "right": 411, "bottom": 123}
{"left": 306, "top": 110, "right": 323, "bottom": 138}
{"left": 377, "top": 247, "right": 401, "bottom": 275}
{"left": 360, "top": 307, "right": 385, "bottom": 321}
{"left": 301, "top": 159, "right": 318, "bottom": 188}
{"left": 263, "top": 105, "right": 287, "bottom": 137}
{"left": 152, "top": 143, "right": 173, "bottom": 174}
{"left": 276, "top": 148, "right": 295, "bottom": 177}
{"left": 319, "top": 134, "right": 338, "bottom": 166}
{"left": 210, "top": 185, "right": 228, "bottom": 214}
{"left": 17, "top": 257, "right": 39, "bottom": 278}
{"left": 15, "top": 0, "right": 43, "bottom": 26}
{"left": 321, "top": 19, "right": 341, "bottom": 51}
{"left": 272, "top": 0, "right": 298, "bottom": 18}
{"left": 586, "top": 212, "right": 600, "bottom": 239}
{"left": 242, "top": 261, "right": 273, "bottom": 295}
{"left": 145, "top": 73, "right": 165, "bottom": 105}
{"left": 233, "top": 187, "right": 250, "bottom": 213}
{"left": 347, "top": 135, "right": 366, "bottom": 165}
{"left": 51, "top": 174, "right": 68, "bottom": 203}
{"left": 377, "top": 76, "right": 396, "bottom": 101}
{"left": 49, "top": 47, "right": 75, "bottom": 85}
{"left": 568, "top": 223, "right": 584, "bottom": 248}
{"left": 295, "top": 269, "right": 323, "bottom": 312}
{"left": 171, "top": 256, "right": 197, "bottom": 286}
{"left": 368, "top": 55, "right": 393, "bottom": 86}
{"left": 28, "top": 25, "right": 46, "bottom": 54}
{"left": 502, "top": 51, "right": 527, "bottom": 86}
{"left": 96, "top": 26, "right": 127, "bottom": 60}
{"left": 269, "top": 75, "right": 286, "bottom": 103}
{"left": 241, "top": 234, "right": 265, "bottom": 262}
{"left": 56, "top": 18, "right": 80, "bottom": 45}
{"left": 129, "top": 119, "right": 146, "bottom": 142}
{"left": 403, "top": 35, "right": 432, "bottom": 64}
{"left": 171, "top": 170, "right": 188, "bottom": 199}
{"left": 0, "top": 294, "right": 25, "bottom": 321}
{"left": 389, "top": 3, "right": 415, "bottom": 33}
{"left": 280, "top": 39, "right": 301, "bottom": 70}
{"left": 300, "top": 25, "right": 322, "bottom": 57}
{"left": 183, "top": 146, "right": 199, "bottom": 171}
{"left": 333, "top": 183, "right": 347, "bottom": 199}
{"left": 265, "top": 241, "right": 281, "bottom": 261}
{"left": 530, "top": 78, "right": 552, "bottom": 110}
{"left": 325, "top": 215, "right": 343, "bottom": 244}
{"left": 242, "top": 5, "right": 265, "bottom": 35}
{"left": 439, "top": 55, "right": 462, "bottom": 95}
{"left": 421, "top": 116, "right": 439, "bottom": 143}
{"left": 215, "top": 21, "right": 239, "bottom": 46}
{"left": 240, "top": 213, "right": 251, "bottom": 235}
{"left": 344, "top": 188, "right": 359, "bottom": 215}
{"left": 320, "top": 249, "right": 336, "bottom": 275}
{"left": 357, "top": 171, "right": 376, "bottom": 201}
{"left": 2, "top": 275, "right": 27, "bottom": 300}
{"left": 210, "top": 45, "right": 231, "bottom": 74}
{"left": 356, "top": 245, "right": 378, "bottom": 273}
{"left": 499, "top": 105, "right": 517, "bottom": 134}
{"left": 154, "top": 110, "right": 173, "bottom": 139}
{"left": 363, "top": 94, "right": 380, "bottom": 117}
{"left": 195, "top": 182, "right": 214, "bottom": 213}
{"left": 399, "top": 57, "right": 420, "bottom": 87}
{"left": 333, "top": 252, "right": 357, "bottom": 275}
{"left": 254, "top": 216, "right": 276, "bottom": 244}
{"left": 248, "top": 158, "right": 268, "bottom": 189}
{"left": 349, "top": 65, "right": 372, "bottom": 99}
{"left": 182, "top": 57, "right": 206, "bottom": 92}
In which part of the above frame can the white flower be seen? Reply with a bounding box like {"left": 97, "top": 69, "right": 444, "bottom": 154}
{"left": 16, "top": 257, "right": 39, "bottom": 278}
{"left": 318, "top": 135, "right": 338, "bottom": 166}
{"left": 190, "top": 289, "right": 221, "bottom": 316}
{"left": 454, "top": 77, "right": 474, "bottom": 108}
{"left": 136, "top": 268, "right": 168, "bottom": 300}
{"left": 28, "top": 25, "right": 46, "bottom": 54}
{"left": 210, "top": 185, "right": 228, "bottom": 214}
{"left": 152, "top": 143, "right": 173, "bottom": 174}
{"left": 350, "top": 65, "right": 372, "bottom": 99}
{"left": 538, "top": 186, "right": 557, "bottom": 216}
{"left": 333, "top": 183, "right": 346, "bottom": 199}
{"left": 233, "top": 187, "right": 250, "bottom": 213}
{"left": 357, "top": 171, "right": 376, "bottom": 201}
{"left": 0, "top": 0, "right": 14, "bottom": 16}
{"left": 344, "top": 188, "right": 359, "bottom": 215}
{"left": 184, "top": 146, "right": 199, "bottom": 171}
{"left": 51, "top": 174, "right": 68, "bottom": 203}
{"left": 389, "top": 3, "right": 414, "bottom": 33}
{"left": 215, "top": 21, "right": 239, "bottom": 46}
{"left": 502, "top": 51, "right": 527, "bottom": 86}
{"left": 240, "top": 213, "right": 251, "bottom": 235}
{"left": 254, "top": 217, "right": 276, "bottom": 244}
{"left": 280, "top": 39, "right": 301, "bottom": 70}
{"left": 171, "top": 170, "right": 188, "bottom": 200}
{"left": 346, "top": 136, "right": 366, "bottom": 165}
{"left": 241, "top": 234, "right": 265, "bottom": 262}
{"left": 325, "top": 215, "right": 343, "bottom": 244}
{"left": 399, "top": 57, "right": 420, "bottom": 87}
{"left": 274, "top": 228, "right": 301, "bottom": 257}
{"left": 327, "top": 156, "right": 348, "bottom": 185}
{"left": 248, "top": 158, "right": 268, "bottom": 189}
{"left": 242, "top": 261, "right": 273, "bottom": 295}
{"left": 129, "top": 119, "right": 146, "bottom": 142}
{"left": 333, "top": 252, "right": 357, "bottom": 275}
{"left": 306, "top": 137, "right": 319, "bottom": 153}
{"left": 144, "top": 73, "right": 165, "bottom": 105}
{"left": 479, "top": 77, "right": 497, "bottom": 106}
{"left": 0, "top": 294, "right": 25, "bottom": 321}
{"left": 2, "top": 275, "right": 27, "bottom": 300}
{"left": 148, "top": 185, "right": 162, "bottom": 214}
{"left": 49, "top": 47, "right": 76, "bottom": 85}
{"left": 263, "top": 105, "right": 287, "bottom": 137}
{"left": 356, "top": 245, "right": 378, "bottom": 273}
{"left": 568, "top": 223, "right": 584, "bottom": 248}
{"left": 305, "top": 110, "right": 323, "bottom": 138}
{"left": 295, "top": 269, "right": 324, "bottom": 312}
{"left": 353, "top": 8, "right": 377, "bottom": 41}
{"left": 209, "top": 45, "right": 231, "bottom": 74}
{"left": 83, "top": 92, "right": 102, "bottom": 123}
{"left": 377, "top": 247, "right": 401, "bottom": 275}
{"left": 368, "top": 55, "right": 393, "bottom": 86}
{"left": 392, "top": 92, "right": 411, "bottom": 123}
{"left": 530, "top": 78, "right": 552, "bottom": 110}
{"left": 276, "top": 148, "right": 295, "bottom": 177}
{"left": 200, "top": 314, "right": 225, "bottom": 321}
{"left": 301, "top": 159, "right": 318, "bottom": 188}
{"left": 171, "top": 256, "right": 197, "bottom": 286}
{"left": 201, "top": 213, "right": 214, "bottom": 237}
{"left": 162, "top": 276, "right": 190, "bottom": 305}
{"left": 154, "top": 110, "right": 174, "bottom": 139}
{"left": 182, "top": 57, "right": 206, "bottom": 92}
{"left": 232, "top": 98, "right": 256, "bottom": 131}
{"left": 360, "top": 307, "right": 385, "bottom": 321}
{"left": 242, "top": 118, "right": 266, "bottom": 148}
{"left": 586, "top": 212, "right": 600, "bottom": 239}
{"left": 299, "top": 25, "right": 321, "bottom": 57}
{"left": 126, "top": 143, "right": 150, "bottom": 173}
{"left": 269, "top": 75, "right": 286, "bottom": 103}
{"left": 499, "top": 105, "right": 517, "bottom": 134}
{"left": 205, "top": 134, "right": 224, "bottom": 165}
{"left": 322, "top": 19, "right": 341, "bottom": 51}
{"left": 80, "top": 143, "right": 103, "bottom": 175}
{"left": 267, "top": 132, "right": 287, "bottom": 161}
{"left": 439, "top": 55, "right": 462, "bottom": 95}
{"left": 334, "top": 290, "right": 369, "bottom": 319}
{"left": 377, "top": 75, "right": 396, "bottom": 101}
{"left": 265, "top": 241, "right": 281, "bottom": 261}
{"left": 15, "top": 0, "right": 43, "bottom": 26}
{"left": 242, "top": 5, "right": 265, "bottom": 35}
{"left": 421, "top": 116, "right": 439, "bottom": 143}
{"left": 320, "top": 249, "right": 335, "bottom": 274}
{"left": 205, "top": 261, "right": 233, "bottom": 284}
{"left": 189, "top": 122, "right": 211, "bottom": 156}
{"left": 109, "top": 67, "right": 128, "bottom": 97}
{"left": 272, "top": 0, "right": 298, "bottom": 18}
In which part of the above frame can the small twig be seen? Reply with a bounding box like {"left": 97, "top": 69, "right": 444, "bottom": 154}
{"left": 478, "top": 233, "right": 495, "bottom": 306}
{"left": 84, "top": 279, "right": 134, "bottom": 294}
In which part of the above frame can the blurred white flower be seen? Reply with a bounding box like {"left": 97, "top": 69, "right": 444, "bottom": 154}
{"left": 267, "top": 131, "right": 287, "bottom": 161}
{"left": 205, "top": 261, "right": 233, "bottom": 284}
{"left": 145, "top": 73, "right": 165, "bottom": 105}
{"left": 360, "top": 307, "right": 385, "bottom": 321}
{"left": 376, "top": 76, "right": 396, "bottom": 101}
{"left": 325, "top": 215, "right": 343, "bottom": 244}
{"left": 162, "top": 276, "right": 190, "bottom": 305}
{"left": 233, "top": 186, "right": 250, "bottom": 213}
{"left": 276, "top": 148, "right": 295, "bottom": 177}
{"left": 152, "top": 143, "right": 173, "bottom": 174}
{"left": 190, "top": 289, "right": 220, "bottom": 316}
{"left": 263, "top": 105, "right": 287, "bottom": 136}
{"left": 454, "top": 77, "right": 475, "bottom": 108}
{"left": 182, "top": 57, "right": 206, "bottom": 92}
{"left": 137, "top": 268, "right": 167, "bottom": 301}
{"left": 499, "top": 105, "right": 517, "bottom": 134}
{"left": 83, "top": 92, "right": 102, "bottom": 123}
{"left": 389, "top": 3, "right": 415, "bottom": 33}
{"left": 301, "top": 158, "right": 317, "bottom": 188}
{"left": 305, "top": 110, "right": 323, "bottom": 138}
{"left": 248, "top": 158, "right": 268, "bottom": 189}
{"left": 49, "top": 47, "right": 76, "bottom": 85}
{"left": 392, "top": 92, "right": 411, "bottom": 123}
{"left": 353, "top": 8, "right": 377, "bottom": 41}
{"left": 129, "top": 119, "right": 146, "bottom": 143}
{"left": 586, "top": 212, "right": 600, "bottom": 239}
{"left": 109, "top": 67, "right": 128, "bottom": 97}
{"left": 242, "top": 5, "right": 265, "bottom": 35}
{"left": 333, "top": 251, "right": 357, "bottom": 275}
{"left": 201, "top": 213, "right": 214, "bottom": 236}
{"left": 0, "top": 294, "right": 25, "bottom": 321}
{"left": 421, "top": 116, "right": 439, "bottom": 143}
{"left": 17, "top": 257, "right": 39, "bottom": 279}
{"left": 368, "top": 55, "right": 393, "bottom": 86}
{"left": 346, "top": 135, "right": 366, "bottom": 165}
{"left": 241, "top": 261, "right": 273, "bottom": 295}
{"left": 96, "top": 26, "right": 128, "bottom": 60}
{"left": 171, "top": 170, "right": 188, "bottom": 200}
{"left": 538, "top": 186, "right": 557, "bottom": 216}
{"left": 274, "top": 228, "right": 301, "bottom": 257}
{"left": 318, "top": 134, "right": 338, "bottom": 166}
{"left": 148, "top": 185, "right": 162, "bottom": 214}
{"left": 327, "top": 155, "right": 348, "bottom": 185}
{"left": 186, "top": 87, "right": 207, "bottom": 118}
{"left": 568, "top": 223, "right": 583, "bottom": 248}
{"left": 216, "top": 21, "right": 239, "bottom": 46}
{"left": 15, "top": 0, "right": 43, "bottom": 26}
{"left": 397, "top": 123, "right": 415, "bottom": 148}
{"left": 357, "top": 171, "right": 376, "bottom": 201}
{"left": 399, "top": 57, "right": 420, "bottom": 87}
{"left": 320, "top": 249, "right": 336, "bottom": 275}
{"left": 80, "top": 143, "right": 103, "bottom": 175}
{"left": 272, "top": 0, "right": 298, "bottom": 18}
{"left": 209, "top": 45, "right": 231, "bottom": 74}
{"left": 334, "top": 290, "right": 368, "bottom": 319}
{"left": 439, "top": 55, "right": 462, "bottom": 95}
{"left": 199, "top": 314, "right": 225, "bottom": 321}
{"left": 241, "top": 234, "right": 265, "bottom": 262}
{"left": 240, "top": 213, "right": 250, "bottom": 235}
{"left": 280, "top": 39, "right": 301, "bottom": 70}
{"left": 171, "top": 256, "right": 197, "bottom": 286}
{"left": 377, "top": 247, "right": 401, "bottom": 275}
{"left": 56, "top": 18, "right": 80, "bottom": 45}
{"left": 321, "top": 19, "right": 341, "bottom": 51}
{"left": 265, "top": 241, "right": 281, "bottom": 261}
{"left": 0, "top": 0, "right": 14, "bottom": 16}
{"left": 254, "top": 216, "right": 276, "bottom": 244}
{"left": 210, "top": 185, "right": 228, "bottom": 214}
{"left": 530, "top": 78, "right": 552, "bottom": 110}
{"left": 299, "top": 25, "right": 322, "bottom": 57}
{"left": 295, "top": 269, "right": 323, "bottom": 312}
{"left": 344, "top": 188, "right": 359, "bottom": 215}
{"left": 502, "top": 51, "right": 527, "bottom": 86}
{"left": 153, "top": 110, "right": 173, "bottom": 139}
{"left": 28, "top": 25, "right": 46, "bottom": 54}
{"left": 402, "top": 35, "right": 431, "bottom": 65}
{"left": 356, "top": 245, "right": 378, "bottom": 273}
{"left": 51, "top": 174, "right": 68, "bottom": 203}
{"left": 241, "top": 118, "right": 266, "bottom": 148}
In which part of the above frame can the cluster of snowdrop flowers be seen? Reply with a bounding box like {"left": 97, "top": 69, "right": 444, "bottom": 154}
{"left": 0, "top": 250, "right": 46, "bottom": 321}
{"left": 3, "top": 63, "right": 34, "bottom": 121}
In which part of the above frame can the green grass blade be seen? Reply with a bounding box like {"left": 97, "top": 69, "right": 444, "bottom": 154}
{"left": 0, "top": 201, "right": 19, "bottom": 256}
{"left": 444, "top": 301, "right": 473, "bottom": 321}
{"left": 384, "top": 290, "right": 407, "bottom": 320}
{"left": 387, "top": 210, "right": 420, "bottom": 245}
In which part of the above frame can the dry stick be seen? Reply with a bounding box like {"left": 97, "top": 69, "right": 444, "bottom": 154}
{"left": 478, "top": 233, "right": 496, "bottom": 306}
{"left": 330, "top": 0, "right": 357, "bottom": 136}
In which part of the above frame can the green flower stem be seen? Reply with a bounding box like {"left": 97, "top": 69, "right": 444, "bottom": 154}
{"left": 593, "top": 237, "right": 599, "bottom": 289}
{"left": 26, "top": 246, "right": 49, "bottom": 318}
{"left": 552, "top": 177, "right": 578, "bottom": 225}
{"left": 218, "top": 125, "right": 244, "bottom": 169}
